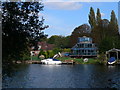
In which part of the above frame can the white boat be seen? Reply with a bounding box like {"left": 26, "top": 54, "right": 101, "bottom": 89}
{"left": 41, "top": 58, "right": 62, "bottom": 65}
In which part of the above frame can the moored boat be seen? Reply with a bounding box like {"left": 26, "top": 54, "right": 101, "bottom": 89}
{"left": 107, "top": 57, "right": 116, "bottom": 65}
{"left": 41, "top": 58, "right": 62, "bottom": 65}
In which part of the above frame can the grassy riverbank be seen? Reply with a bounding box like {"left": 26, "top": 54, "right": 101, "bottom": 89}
{"left": 57, "top": 57, "right": 102, "bottom": 64}
{"left": 28, "top": 56, "right": 105, "bottom": 64}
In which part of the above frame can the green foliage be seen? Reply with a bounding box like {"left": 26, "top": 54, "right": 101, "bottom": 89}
{"left": 99, "top": 36, "right": 120, "bottom": 53}
{"left": 2, "top": 2, "right": 48, "bottom": 64}
{"left": 70, "top": 24, "right": 91, "bottom": 47}
{"left": 108, "top": 10, "right": 119, "bottom": 36}
{"left": 47, "top": 35, "right": 59, "bottom": 44}
{"left": 53, "top": 48, "right": 62, "bottom": 54}
{"left": 88, "top": 8, "right": 120, "bottom": 54}
{"left": 48, "top": 50, "right": 54, "bottom": 58}
{"left": 32, "top": 56, "right": 41, "bottom": 61}
{"left": 57, "top": 57, "right": 100, "bottom": 64}
{"left": 20, "top": 49, "right": 30, "bottom": 61}
{"left": 47, "top": 35, "right": 71, "bottom": 49}
{"left": 38, "top": 50, "right": 55, "bottom": 59}
{"left": 38, "top": 49, "right": 46, "bottom": 58}
{"left": 96, "top": 8, "right": 101, "bottom": 25}
{"left": 88, "top": 7, "right": 96, "bottom": 29}
{"left": 91, "top": 19, "right": 109, "bottom": 44}
{"left": 62, "top": 48, "right": 71, "bottom": 52}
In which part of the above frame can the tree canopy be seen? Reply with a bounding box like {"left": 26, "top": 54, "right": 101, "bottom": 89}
{"left": 88, "top": 7, "right": 120, "bottom": 53}
{"left": 70, "top": 24, "right": 91, "bottom": 47}
{"left": 47, "top": 35, "right": 71, "bottom": 49}
{"left": 88, "top": 7, "right": 96, "bottom": 29}
{"left": 70, "top": 7, "right": 120, "bottom": 53}
{"left": 2, "top": 2, "right": 48, "bottom": 64}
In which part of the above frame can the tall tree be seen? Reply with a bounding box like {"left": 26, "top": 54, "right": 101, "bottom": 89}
{"left": 2, "top": 2, "right": 48, "bottom": 64}
{"left": 88, "top": 7, "right": 96, "bottom": 29}
{"left": 108, "top": 10, "right": 119, "bottom": 36}
{"left": 96, "top": 8, "right": 101, "bottom": 25}
{"left": 91, "top": 19, "right": 110, "bottom": 44}
{"left": 70, "top": 24, "right": 91, "bottom": 47}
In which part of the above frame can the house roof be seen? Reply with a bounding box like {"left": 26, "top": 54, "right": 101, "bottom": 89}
{"left": 106, "top": 48, "right": 120, "bottom": 54}
{"left": 38, "top": 41, "right": 55, "bottom": 50}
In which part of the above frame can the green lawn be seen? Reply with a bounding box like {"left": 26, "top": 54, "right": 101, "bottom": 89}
{"left": 31, "top": 56, "right": 40, "bottom": 61}
{"left": 57, "top": 57, "right": 101, "bottom": 64}
{"left": 31, "top": 56, "right": 101, "bottom": 64}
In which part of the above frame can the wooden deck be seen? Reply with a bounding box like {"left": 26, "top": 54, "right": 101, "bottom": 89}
{"left": 62, "top": 60, "right": 75, "bottom": 64}
{"left": 25, "top": 60, "right": 41, "bottom": 64}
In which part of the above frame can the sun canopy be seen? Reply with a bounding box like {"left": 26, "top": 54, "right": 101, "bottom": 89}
{"left": 106, "top": 48, "right": 120, "bottom": 54}
{"left": 108, "top": 57, "right": 116, "bottom": 62}
{"left": 49, "top": 58, "right": 60, "bottom": 61}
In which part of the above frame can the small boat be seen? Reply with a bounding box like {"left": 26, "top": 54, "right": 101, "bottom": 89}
{"left": 41, "top": 58, "right": 62, "bottom": 65}
{"left": 108, "top": 57, "right": 116, "bottom": 65}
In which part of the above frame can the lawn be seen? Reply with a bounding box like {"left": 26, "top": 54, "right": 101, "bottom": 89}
{"left": 31, "top": 56, "right": 40, "bottom": 61}
{"left": 57, "top": 57, "right": 101, "bottom": 64}
{"left": 31, "top": 56, "right": 101, "bottom": 64}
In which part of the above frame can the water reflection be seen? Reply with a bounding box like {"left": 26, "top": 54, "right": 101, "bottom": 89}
{"left": 2, "top": 64, "right": 120, "bottom": 88}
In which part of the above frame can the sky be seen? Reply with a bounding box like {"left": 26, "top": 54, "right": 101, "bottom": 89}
{"left": 40, "top": 2, "right": 118, "bottom": 37}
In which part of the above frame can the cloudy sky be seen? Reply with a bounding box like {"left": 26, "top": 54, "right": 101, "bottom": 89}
{"left": 40, "top": 2, "right": 118, "bottom": 37}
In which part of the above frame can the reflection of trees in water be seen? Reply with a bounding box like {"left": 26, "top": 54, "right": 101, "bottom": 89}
{"left": 3, "top": 64, "right": 29, "bottom": 77}
{"left": 3, "top": 64, "right": 30, "bottom": 88}
{"left": 2, "top": 65, "right": 120, "bottom": 88}
{"left": 88, "top": 66, "right": 120, "bottom": 89}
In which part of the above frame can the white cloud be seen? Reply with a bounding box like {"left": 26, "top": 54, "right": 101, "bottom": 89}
{"left": 101, "top": 13, "right": 105, "bottom": 17}
{"left": 44, "top": 2, "right": 82, "bottom": 10}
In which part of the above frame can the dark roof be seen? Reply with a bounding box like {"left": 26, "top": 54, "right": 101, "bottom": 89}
{"left": 38, "top": 41, "right": 55, "bottom": 50}
{"left": 106, "top": 48, "right": 120, "bottom": 54}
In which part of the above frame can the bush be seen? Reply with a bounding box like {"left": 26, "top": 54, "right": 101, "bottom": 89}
{"left": 62, "top": 48, "right": 71, "bottom": 52}
{"left": 97, "top": 53, "right": 107, "bottom": 64}
{"left": 38, "top": 49, "right": 46, "bottom": 59}
{"left": 53, "top": 48, "right": 62, "bottom": 54}
{"left": 48, "top": 50, "right": 54, "bottom": 58}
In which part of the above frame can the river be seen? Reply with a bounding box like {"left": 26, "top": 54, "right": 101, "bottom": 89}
{"left": 2, "top": 64, "right": 120, "bottom": 88}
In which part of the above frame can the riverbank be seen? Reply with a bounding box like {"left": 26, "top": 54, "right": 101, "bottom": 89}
{"left": 13, "top": 56, "right": 120, "bottom": 65}
{"left": 13, "top": 56, "right": 105, "bottom": 64}
{"left": 57, "top": 57, "right": 104, "bottom": 64}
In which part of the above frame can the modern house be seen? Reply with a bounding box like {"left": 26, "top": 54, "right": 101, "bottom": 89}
{"left": 70, "top": 36, "right": 97, "bottom": 58}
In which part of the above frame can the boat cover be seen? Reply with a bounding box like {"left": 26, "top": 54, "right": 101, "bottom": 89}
{"left": 49, "top": 58, "right": 60, "bottom": 61}
{"left": 108, "top": 57, "right": 116, "bottom": 62}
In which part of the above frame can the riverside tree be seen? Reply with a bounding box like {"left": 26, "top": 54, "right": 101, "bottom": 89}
{"left": 47, "top": 35, "right": 71, "bottom": 48}
{"left": 96, "top": 8, "right": 101, "bottom": 25}
{"left": 70, "top": 24, "right": 91, "bottom": 47}
{"left": 88, "top": 7, "right": 96, "bottom": 29}
{"left": 108, "top": 10, "right": 119, "bottom": 36}
{"left": 2, "top": 2, "right": 48, "bottom": 64}
{"left": 88, "top": 7, "right": 120, "bottom": 53}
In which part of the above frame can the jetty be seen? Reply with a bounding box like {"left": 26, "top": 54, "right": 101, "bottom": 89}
{"left": 62, "top": 60, "right": 75, "bottom": 64}
{"left": 25, "top": 60, "right": 41, "bottom": 64}
{"left": 13, "top": 60, "right": 41, "bottom": 64}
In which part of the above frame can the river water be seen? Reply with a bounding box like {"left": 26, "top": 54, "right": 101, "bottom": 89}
{"left": 2, "top": 64, "right": 120, "bottom": 88}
